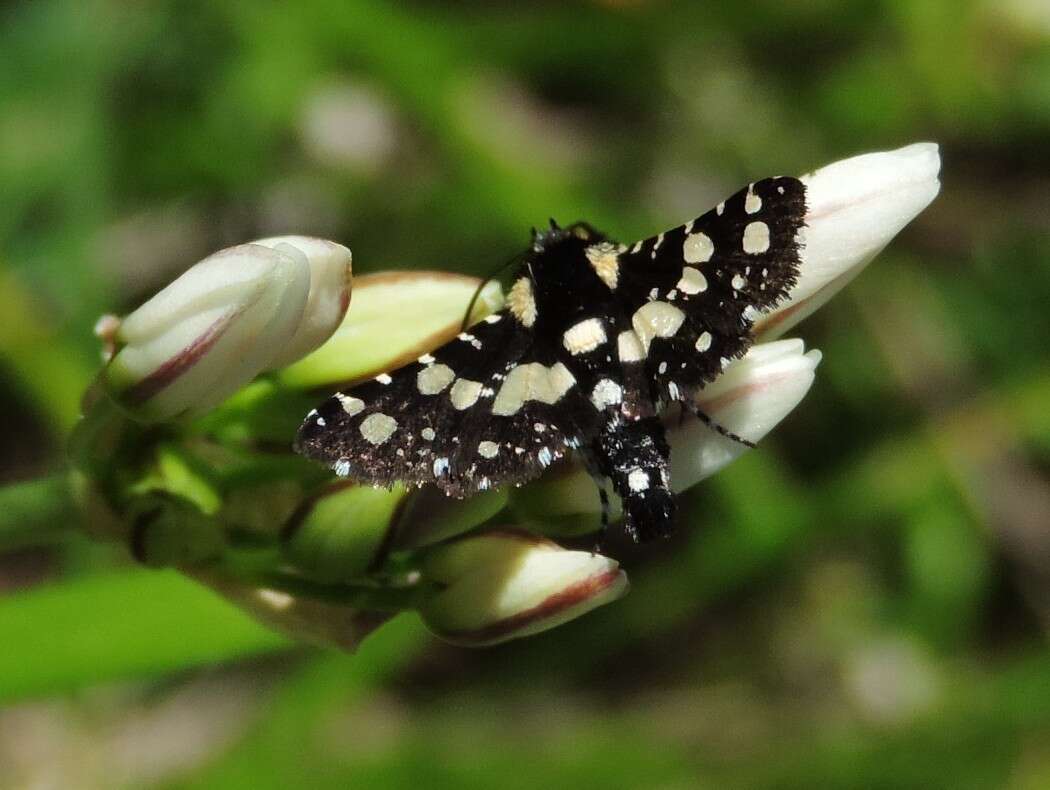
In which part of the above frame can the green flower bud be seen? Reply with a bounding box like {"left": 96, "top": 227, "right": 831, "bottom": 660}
{"left": 282, "top": 482, "right": 409, "bottom": 582}
{"left": 126, "top": 493, "right": 225, "bottom": 568}
{"left": 277, "top": 271, "right": 503, "bottom": 389}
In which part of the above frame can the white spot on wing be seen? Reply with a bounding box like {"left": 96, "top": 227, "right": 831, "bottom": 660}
{"left": 492, "top": 362, "right": 575, "bottom": 416}
{"left": 450, "top": 378, "right": 483, "bottom": 410}
{"left": 591, "top": 379, "right": 623, "bottom": 410}
{"left": 683, "top": 231, "right": 714, "bottom": 264}
{"left": 742, "top": 221, "right": 770, "bottom": 254}
{"left": 617, "top": 330, "right": 646, "bottom": 363}
{"left": 650, "top": 232, "right": 665, "bottom": 259}
{"left": 334, "top": 459, "right": 351, "bottom": 476}
{"left": 416, "top": 363, "right": 455, "bottom": 395}
{"left": 375, "top": 373, "right": 393, "bottom": 385}
{"left": 508, "top": 277, "right": 537, "bottom": 327}
{"left": 359, "top": 413, "right": 397, "bottom": 445}
{"left": 562, "top": 317, "right": 607, "bottom": 355}
{"left": 585, "top": 242, "right": 620, "bottom": 289}
{"left": 731, "top": 274, "right": 747, "bottom": 291}
{"left": 744, "top": 185, "right": 762, "bottom": 214}
{"left": 632, "top": 301, "right": 686, "bottom": 353}
{"left": 695, "top": 331, "right": 713, "bottom": 352}
{"left": 433, "top": 457, "right": 449, "bottom": 476}
{"left": 677, "top": 267, "right": 708, "bottom": 295}
{"left": 458, "top": 332, "right": 482, "bottom": 350}
{"left": 421, "top": 427, "right": 436, "bottom": 441}
{"left": 336, "top": 393, "right": 365, "bottom": 416}
{"left": 478, "top": 440, "right": 499, "bottom": 459}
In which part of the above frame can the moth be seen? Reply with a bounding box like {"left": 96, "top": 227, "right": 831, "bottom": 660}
{"left": 295, "top": 176, "right": 806, "bottom": 542}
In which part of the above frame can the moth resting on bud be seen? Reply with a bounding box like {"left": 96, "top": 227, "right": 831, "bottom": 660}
{"left": 101, "top": 236, "right": 351, "bottom": 422}
{"left": 295, "top": 143, "right": 941, "bottom": 544}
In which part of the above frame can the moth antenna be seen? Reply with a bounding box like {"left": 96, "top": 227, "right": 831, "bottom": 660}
{"left": 460, "top": 249, "right": 526, "bottom": 331}
{"left": 548, "top": 217, "right": 560, "bottom": 231}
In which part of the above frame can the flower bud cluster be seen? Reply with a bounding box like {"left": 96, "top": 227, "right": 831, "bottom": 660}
{"left": 72, "top": 144, "right": 940, "bottom": 648}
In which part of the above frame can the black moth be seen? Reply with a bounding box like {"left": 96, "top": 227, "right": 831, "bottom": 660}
{"left": 295, "top": 176, "right": 806, "bottom": 542}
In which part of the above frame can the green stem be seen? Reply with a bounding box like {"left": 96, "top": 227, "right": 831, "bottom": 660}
{"left": 258, "top": 569, "right": 435, "bottom": 611}
{"left": 209, "top": 551, "right": 436, "bottom": 612}
{"left": 0, "top": 474, "right": 78, "bottom": 550}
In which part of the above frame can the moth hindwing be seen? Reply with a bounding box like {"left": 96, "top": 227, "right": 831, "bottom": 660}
{"left": 296, "top": 175, "right": 806, "bottom": 542}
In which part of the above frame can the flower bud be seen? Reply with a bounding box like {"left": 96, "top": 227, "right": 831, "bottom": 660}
{"left": 251, "top": 236, "right": 352, "bottom": 368}
{"left": 668, "top": 338, "right": 821, "bottom": 491}
{"left": 392, "top": 487, "right": 508, "bottom": 550}
{"left": 282, "top": 482, "right": 409, "bottom": 582}
{"left": 187, "top": 568, "right": 391, "bottom": 652}
{"left": 126, "top": 493, "right": 226, "bottom": 568}
{"left": 417, "top": 530, "right": 628, "bottom": 646}
{"left": 756, "top": 142, "right": 941, "bottom": 339}
{"left": 102, "top": 238, "right": 351, "bottom": 421}
{"left": 278, "top": 271, "right": 503, "bottom": 389}
{"left": 511, "top": 339, "right": 821, "bottom": 528}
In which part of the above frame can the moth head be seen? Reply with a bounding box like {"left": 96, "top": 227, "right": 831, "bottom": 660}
{"left": 530, "top": 220, "right": 607, "bottom": 254}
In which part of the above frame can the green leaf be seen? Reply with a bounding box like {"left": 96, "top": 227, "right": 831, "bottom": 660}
{"left": 0, "top": 474, "right": 77, "bottom": 550}
{"left": 0, "top": 569, "right": 289, "bottom": 702}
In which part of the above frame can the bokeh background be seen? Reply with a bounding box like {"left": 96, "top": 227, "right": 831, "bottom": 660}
{"left": 2, "top": 1, "right": 1050, "bottom": 788}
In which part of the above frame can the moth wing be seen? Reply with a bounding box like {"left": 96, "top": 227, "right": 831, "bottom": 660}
{"left": 295, "top": 311, "right": 587, "bottom": 496}
{"left": 616, "top": 176, "right": 806, "bottom": 400}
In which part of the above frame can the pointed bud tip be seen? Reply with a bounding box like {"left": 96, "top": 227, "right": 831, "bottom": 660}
{"left": 418, "top": 530, "right": 628, "bottom": 646}
{"left": 758, "top": 142, "right": 941, "bottom": 339}
{"left": 251, "top": 236, "right": 354, "bottom": 369}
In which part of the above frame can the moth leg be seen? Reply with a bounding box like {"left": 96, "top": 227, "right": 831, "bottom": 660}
{"left": 580, "top": 447, "right": 612, "bottom": 549}
{"left": 683, "top": 400, "right": 756, "bottom": 449}
{"left": 590, "top": 486, "right": 612, "bottom": 554}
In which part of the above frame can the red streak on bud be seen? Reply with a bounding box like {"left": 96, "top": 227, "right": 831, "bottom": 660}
{"left": 438, "top": 567, "right": 624, "bottom": 646}
{"left": 118, "top": 310, "right": 237, "bottom": 407}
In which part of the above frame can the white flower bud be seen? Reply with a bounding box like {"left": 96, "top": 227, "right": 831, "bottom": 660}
{"left": 102, "top": 237, "right": 351, "bottom": 421}
{"left": 418, "top": 530, "right": 628, "bottom": 646}
{"left": 251, "top": 236, "right": 352, "bottom": 368}
{"left": 512, "top": 339, "right": 820, "bottom": 524}
{"left": 756, "top": 142, "right": 941, "bottom": 339}
{"left": 669, "top": 338, "right": 821, "bottom": 492}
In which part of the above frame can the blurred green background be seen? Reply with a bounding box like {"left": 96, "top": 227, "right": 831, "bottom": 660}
{"left": 2, "top": 1, "right": 1050, "bottom": 788}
